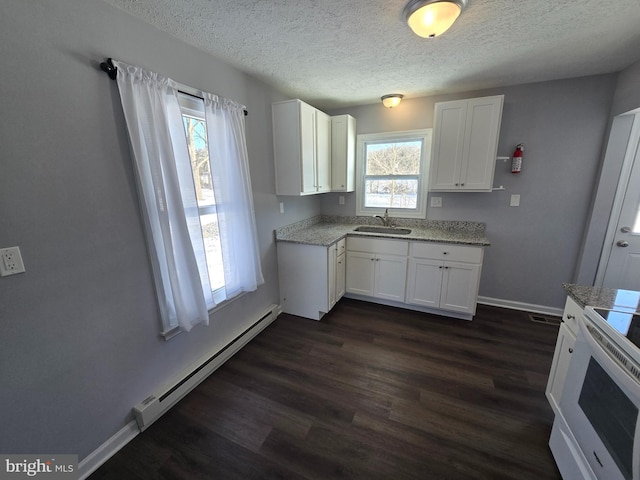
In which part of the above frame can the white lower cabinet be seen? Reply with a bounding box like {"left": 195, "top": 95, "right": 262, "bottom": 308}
{"left": 277, "top": 238, "right": 346, "bottom": 320}
{"left": 546, "top": 296, "right": 581, "bottom": 414}
{"left": 346, "top": 237, "right": 409, "bottom": 302}
{"left": 405, "top": 243, "right": 483, "bottom": 315}
{"left": 280, "top": 235, "right": 485, "bottom": 321}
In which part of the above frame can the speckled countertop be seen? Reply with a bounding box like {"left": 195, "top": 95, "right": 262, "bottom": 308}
{"left": 563, "top": 283, "right": 640, "bottom": 312}
{"left": 275, "top": 215, "right": 490, "bottom": 247}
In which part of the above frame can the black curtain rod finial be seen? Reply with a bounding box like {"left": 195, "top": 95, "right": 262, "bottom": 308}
{"left": 100, "top": 58, "right": 117, "bottom": 80}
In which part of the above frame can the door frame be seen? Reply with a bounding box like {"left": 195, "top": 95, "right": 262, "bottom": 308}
{"left": 595, "top": 109, "right": 640, "bottom": 287}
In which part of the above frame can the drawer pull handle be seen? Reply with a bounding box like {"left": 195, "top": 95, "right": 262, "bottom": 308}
{"left": 567, "top": 314, "right": 575, "bottom": 320}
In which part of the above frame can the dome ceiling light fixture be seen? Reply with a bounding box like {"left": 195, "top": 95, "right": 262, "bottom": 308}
{"left": 381, "top": 94, "right": 404, "bottom": 108}
{"left": 403, "top": 0, "right": 468, "bottom": 38}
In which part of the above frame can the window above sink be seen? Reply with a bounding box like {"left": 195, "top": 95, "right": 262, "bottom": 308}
{"left": 355, "top": 129, "right": 432, "bottom": 219}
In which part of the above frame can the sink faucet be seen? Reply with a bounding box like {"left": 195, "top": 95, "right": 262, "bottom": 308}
{"left": 375, "top": 209, "right": 391, "bottom": 227}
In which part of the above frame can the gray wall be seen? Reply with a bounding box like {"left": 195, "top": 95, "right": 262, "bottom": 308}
{"left": 324, "top": 75, "right": 618, "bottom": 310}
{"left": 0, "top": 0, "right": 319, "bottom": 459}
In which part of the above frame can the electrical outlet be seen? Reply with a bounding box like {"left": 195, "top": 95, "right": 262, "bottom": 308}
{"left": 430, "top": 196, "right": 443, "bottom": 207}
{"left": 0, "top": 246, "right": 26, "bottom": 277}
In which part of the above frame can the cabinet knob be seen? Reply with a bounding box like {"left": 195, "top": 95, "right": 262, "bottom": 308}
{"left": 439, "top": 266, "right": 443, "bottom": 269}
{"left": 569, "top": 348, "right": 573, "bottom": 354}
{"left": 443, "top": 252, "right": 448, "bottom": 255}
{"left": 455, "top": 183, "right": 459, "bottom": 186}
{"left": 567, "top": 314, "right": 575, "bottom": 320}
{"left": 461, "top": 183, "right": 465, "bottom": 186}
{"left": 444, "top": 266, "right": 449, "bottom": 269}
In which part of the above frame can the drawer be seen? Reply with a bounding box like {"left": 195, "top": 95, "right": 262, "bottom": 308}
{"left": 410, "top": 242, "right": 483, "bottom": 263}
{"left": 336, "top": 238, "right": 346, "bottom": 255}
{"left": 347, "top": 237, "right": 408, "bottom": 256}
{"left": 562, "top": 296, "right": 583, "bottom": 336}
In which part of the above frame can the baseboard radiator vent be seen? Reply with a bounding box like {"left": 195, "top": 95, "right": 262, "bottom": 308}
{"left": 133, "top": 303, "right": 280, "bottom": 431}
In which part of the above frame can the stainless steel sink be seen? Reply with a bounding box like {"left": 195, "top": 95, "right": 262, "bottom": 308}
{"left": 354, "top": 226, "right": 412, "bottom": 235}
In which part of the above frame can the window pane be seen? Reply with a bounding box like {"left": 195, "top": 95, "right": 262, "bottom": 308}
{"left": 183, "top": 115, "right": 215, "bottom": 207}
{"left": 364, "top": 179, "right": 418, "bottom": 208}
{"left": 365, "top": 141, "right": 422, "bottom": 175}
{"left": 200, "top": 213, "right": 225, "bottom": 291}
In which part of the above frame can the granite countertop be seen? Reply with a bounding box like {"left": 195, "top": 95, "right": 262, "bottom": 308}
{"left": 563, "top": 283, "right": 640, "bottom": 312}
{"left": 275, "top": 215, "right": 490, "bottom": 247}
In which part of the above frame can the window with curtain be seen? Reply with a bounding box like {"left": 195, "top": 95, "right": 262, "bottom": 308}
{"left": 112, "top": 60, "right": 264, "bottom": 337}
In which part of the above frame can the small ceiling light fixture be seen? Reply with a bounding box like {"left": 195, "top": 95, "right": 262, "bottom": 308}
{"left": 381, "top": 94, "right": 404, "bottom": 108}
{"left": 403, "top": 0, "right": 468, "bottom": 38}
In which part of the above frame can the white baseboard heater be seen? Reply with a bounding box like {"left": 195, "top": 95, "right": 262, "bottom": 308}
{"left": 133, "top": 304, "right": 280, "bottom": 431}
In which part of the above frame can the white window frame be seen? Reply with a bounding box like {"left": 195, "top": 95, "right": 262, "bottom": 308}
{"left": 356, "top": 129, "right": 432, "bottom": 219}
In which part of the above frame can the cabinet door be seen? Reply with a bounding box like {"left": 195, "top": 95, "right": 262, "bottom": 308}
{"left": 300, "top": 102, "right": 317, "bottom": 194}
{"left": 439, "top": 262, "right": 481, "bottom": 314}
{"left": 315, "top": 110, "right": 331, "bottom": 193}
{"left": 374, "top": 255, "right": 408, "bottom": 302}
{"left": 331, "top": 114, "right": 356, "bottom": 192}
{"left": 430, "top": 100, "right": 466, "bottom": 190}
{"left": 460, "top": 96, "right": 503, "bottom": 191}
{"left": 405, "top": 258, "right": 443, "bottom": 308}
{"left": 328, "top": 244, "right": 337, "bottom": 309}
{"left": 335, "top": 253, "right": 346, "bottom": 301}
{"left": 346, "top": 251, "right": 375, "bottom": 296}
{"left": 546, "top": 323, "right": 577, "bottom": 414}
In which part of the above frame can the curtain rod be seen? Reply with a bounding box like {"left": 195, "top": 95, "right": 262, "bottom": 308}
{"left": 100, "top": 58, "right": 248, "bottom": 116}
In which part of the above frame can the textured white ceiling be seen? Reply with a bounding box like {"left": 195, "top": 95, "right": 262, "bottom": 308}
{"left": 101, "top": 0, "right": 640, "bottom": 109}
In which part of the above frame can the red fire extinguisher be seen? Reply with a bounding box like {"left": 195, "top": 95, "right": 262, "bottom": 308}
{"left": 511, "top": 144, "right": 524, "bottom": 174}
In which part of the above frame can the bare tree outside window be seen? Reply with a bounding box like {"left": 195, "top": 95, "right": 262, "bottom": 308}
{"left": 364, "top": 141, "right": 422, "bottom": 209}
{"left": 182, "top": 114, "right": 225, "bottom": 291}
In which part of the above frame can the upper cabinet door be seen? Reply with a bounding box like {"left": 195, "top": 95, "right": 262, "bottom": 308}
{"left": 331, "top": 114, "right": 356, "bottom": 192}
{"left": 300, "top": 102, "right": 318, "bottom": 194}
{"left": 430, "top": 95, "right": 504, "bottom": 192}
{"left": 430, "top": 100, "right": 467, "bottom": 190}
{"left": 315, "top": 109, "right": 331, "bottom": 193}
{"left": 460, "top": 96, "right": 504, "bottom": 191}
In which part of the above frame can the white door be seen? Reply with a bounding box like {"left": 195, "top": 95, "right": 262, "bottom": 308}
{"left": 602, "top": 116, "right": 640, "bottom": 290}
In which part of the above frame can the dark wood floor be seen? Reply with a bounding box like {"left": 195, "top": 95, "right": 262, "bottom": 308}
{"left": 89, "top": 298, "right": 562, "bottom": 480}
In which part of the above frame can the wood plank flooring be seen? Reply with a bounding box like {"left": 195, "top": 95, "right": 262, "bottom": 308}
{"left": 89, "top": 298, "right": 562, "bottom": 479}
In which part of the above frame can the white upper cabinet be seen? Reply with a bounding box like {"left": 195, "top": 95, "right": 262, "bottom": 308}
{"left": 429, "top": 95, "right": 504, "bottom": 192}
{"left": 331, "top": 114, "right": 356, "bottom": 192}
{"left": 273, "top": 99, "right": 331, "bottom": 195}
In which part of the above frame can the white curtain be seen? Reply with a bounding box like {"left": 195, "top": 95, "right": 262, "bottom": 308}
{"left": 113, "top": 60, "right": 210, "bottom": 332}
{"left": 203, "top": 93, "right": 265, "bottom": 300}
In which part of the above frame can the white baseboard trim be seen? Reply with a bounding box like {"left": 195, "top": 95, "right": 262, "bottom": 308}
{"left": 78, "top": 420, "right": 140, "bottom": 479}
{"left": 477, "top": 296, "right": 563, "bottom": 317}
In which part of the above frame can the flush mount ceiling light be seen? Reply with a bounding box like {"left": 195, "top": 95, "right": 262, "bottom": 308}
{"left": 381, "top": 94, "right": 404, "bottom": 108}
{"left": 403, "top": 0, "right": 468, "bottom": 38}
